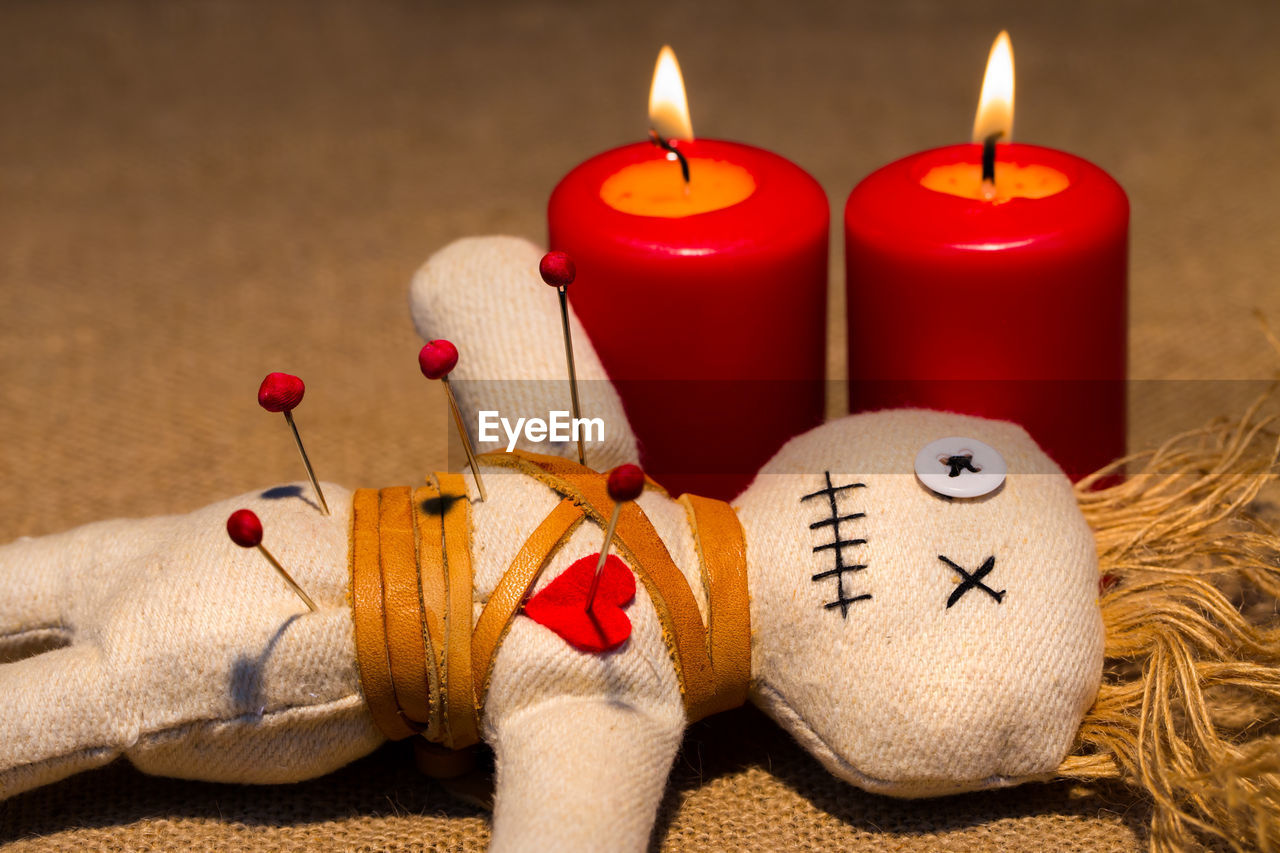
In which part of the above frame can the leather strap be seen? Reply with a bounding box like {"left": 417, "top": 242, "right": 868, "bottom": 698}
{"left": 413, "top": 484, "right": 445, "bottom": 741}
{"left": 349, "top": 452, "right": 752, "bottom": 749}
{"left": 680, "top": 494, "right": 751, "bottom": 716}
{"left": 479, "top": 450, "right": 745, "bottom": 722}
{"left": 378, "top": 486, "right": 433, "bottom": 726}
{"left": 435, "top": 472, "right": 479, "bottom": 750}
{"left": 471, "top": 498, "right": 585, "bottom": 704}
{"left": 350, "top": 487, "right": 418, "bottom": 740}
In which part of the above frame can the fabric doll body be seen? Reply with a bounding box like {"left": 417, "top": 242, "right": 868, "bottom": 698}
{"left": 0, "top": 412, "right": 1103, "bottom": 853}
{"left": 0, "top": 235, "right": 1188, "bottom": 853}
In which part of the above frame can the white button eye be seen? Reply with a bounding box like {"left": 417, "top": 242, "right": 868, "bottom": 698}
{"left": 915, "top": 437, "right": 1007, "bottom": 498}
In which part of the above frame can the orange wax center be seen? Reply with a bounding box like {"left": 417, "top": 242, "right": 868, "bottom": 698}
{"left": 600, "top": 158, "right": 756, "bottom": 217}
{"left": 920, "top": 162, "right": 1070, "bottom": 201}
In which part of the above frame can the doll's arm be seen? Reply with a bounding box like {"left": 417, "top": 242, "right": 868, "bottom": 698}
{"left": 487, "top": 697, "right": 684, "bottom": 853}
{"left": 0, "top": 640, "right": 124, "bottom": 797}
{"left": 470, "top": 477, "right": 693, "bottom": 853}
{"left": 0, "top": 520, "right": 158, "bottom": 797}
{"left": 410, "top": 235, "right": 639, "bottom": 470}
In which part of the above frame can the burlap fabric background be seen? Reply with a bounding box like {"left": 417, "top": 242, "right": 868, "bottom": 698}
{"left": 2, "top": 1, "right": 1278, "bottom": 849}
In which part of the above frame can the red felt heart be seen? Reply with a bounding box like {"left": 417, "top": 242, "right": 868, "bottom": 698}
{"left": 522, "top": 554, "right": 636, "bottom": 653}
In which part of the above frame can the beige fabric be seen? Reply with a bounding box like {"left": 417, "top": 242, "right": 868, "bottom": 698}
{"left": 467, "top": 461, "right": 693, "bottom": 850}
{"left": 0, "top": 219, "right": 1108, "bottom": 842}
{"left": 0, "top": 232, "right": 1104, "bottom": 849}
{"left": 6, "top": 231, "right": 722, "bottom": 850}
{"left": 489, "top": 699, "right": 683, "bottom": 853}
{"left": 0, "top": 410, "right": 1103, "bottom": 850}
{"left": 410, "top": 237, "right": 640, "bottom": 471}
{"left": 0, "top": 451, "right": 702, "bottom": 851}
{"left": 0, "top": 230, "right": 1107, "bottom": 848}
{"left": 0, "top": 484, "right": 382, "bottom": 800}
{"left": 739, "top": 410, "right": 1103, "bottom": 797}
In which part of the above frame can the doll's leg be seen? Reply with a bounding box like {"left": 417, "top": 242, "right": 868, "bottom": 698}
{"left": 0, "top": 535, "right": 73, "bottom": 660}
{"left": 0, "top": 643, "right": 126, "bottom": 800}
{"left": 0, "top": 524, "right": 131, "bottom": 662}
{"left": 0, "top": 490, "right": 379, "bottom": 800}
{"left": 0, "top": 518, "right": 164, "bottom": 662}
{"left": 487, "top": 697, "right": 684, "bottom": 853}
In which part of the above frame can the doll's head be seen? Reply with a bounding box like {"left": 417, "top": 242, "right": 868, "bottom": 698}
{"left": 736, "top": 409, "right": 1104, "bottom": 797}
{"left": 736, "top": 404, "right": 1280, "bottom": 848}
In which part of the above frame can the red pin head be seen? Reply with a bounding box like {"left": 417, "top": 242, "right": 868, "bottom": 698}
{"left": 607, "top": 464, "right": 645, "bottom": 503}
{"left": 258, "top": 373, "right": 305, "bottom": 413}
{"left": 258, "top": 371, "right": 328, "bottom": 515}
{"left": 225, "top": 508, "right": 319, "bottom": 612}
{"left": 539, "top": 251, "right": 576, "bottom": 288}
{"left": 418, "top": 339, "right": 459, "bottom": 380}
{"left": 227, "top": 509, "right": 264, "bottom": 548}
{"left": 586, "top": 463, "right": 646, "bottom": 614}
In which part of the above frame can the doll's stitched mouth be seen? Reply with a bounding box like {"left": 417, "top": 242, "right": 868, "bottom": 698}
{"left": 802, "top": 472, "right": 871, "bottom": 617}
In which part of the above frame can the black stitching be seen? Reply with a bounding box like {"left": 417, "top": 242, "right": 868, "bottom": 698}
{"left": 824, "top": 594, "right": 872, "bottom": 611}
{"left": 803, "top": 472, "right": 871, "bottom": 618}
{"left": 939, "top": 555, "right": 1006, "bottom": 607}
{"left": 800, "top": 480, "right": 865, "bottom": 502}
{"left": 942, "top": 454, "right": 980, "bottom": 478}
{"left": 812, "top": 538, "right": 867, "bottom": 553}
{"left": 812, "top": 564, "right": 866, "bottom": 581}
{"left": 809, "top": 512, "right": 865, "bottom": 529}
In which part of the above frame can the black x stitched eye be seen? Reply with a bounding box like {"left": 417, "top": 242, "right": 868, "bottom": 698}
{"left": 938, "top": 555, "right": 1006, "bottom": 608}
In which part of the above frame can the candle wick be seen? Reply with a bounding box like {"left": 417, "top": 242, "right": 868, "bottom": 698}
{"left": 981, "top": 131, "right": 1002, "bottom": 199}
{"left": 648, "top": 129, "right": 691, "bottom": 185}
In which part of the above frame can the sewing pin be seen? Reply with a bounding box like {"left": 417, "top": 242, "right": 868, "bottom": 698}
{"left": 226, "top": 508, "right": 318, "bottom": 612}
{"left": 419, "top": 339, "right": 487, "bottom": 502}
{"left": 586, "top": 463, "right": 645, "bottom": 612}
{"left": 258, "top": 372, "right": 329, "bottom": 516}
{"left": 539, "top": 250, "right": 586, "bottom": 466}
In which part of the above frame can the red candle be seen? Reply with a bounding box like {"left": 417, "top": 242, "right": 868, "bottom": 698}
{"left": 549, "top": 47, "right": 828, "bottom": 499}
{"left": 843, "top": 33, "right": 1128, "bottom": 478}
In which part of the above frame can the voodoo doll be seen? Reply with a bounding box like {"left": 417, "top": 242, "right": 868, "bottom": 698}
{"left": 2, "top": 237, "right": 1277, "bottom": 852}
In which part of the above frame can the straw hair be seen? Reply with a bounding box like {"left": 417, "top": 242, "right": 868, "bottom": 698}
{"left": 1058, "top": 395, "right": 1280, "bottom": 852}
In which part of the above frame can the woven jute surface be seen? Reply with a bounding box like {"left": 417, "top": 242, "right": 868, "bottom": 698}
{"left": 2, "top": 0, "right": 1278, "bottom": 849}
{"left": 0, "top": 709, "right": 1147, "bottom": 852}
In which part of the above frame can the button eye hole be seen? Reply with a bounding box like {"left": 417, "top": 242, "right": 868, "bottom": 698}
{"left": 916, "top": 437, "right": 1007, "bottom": 498}
{"left": 937, "top": 452, "right": 983, "bottom": 476}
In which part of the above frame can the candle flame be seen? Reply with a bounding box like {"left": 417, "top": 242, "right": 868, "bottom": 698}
{"left": 972, "top": 30, "right": 1014, "bottom": 143}
{"left": 649, "top": 45, "right": 694, "bottom": 142}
